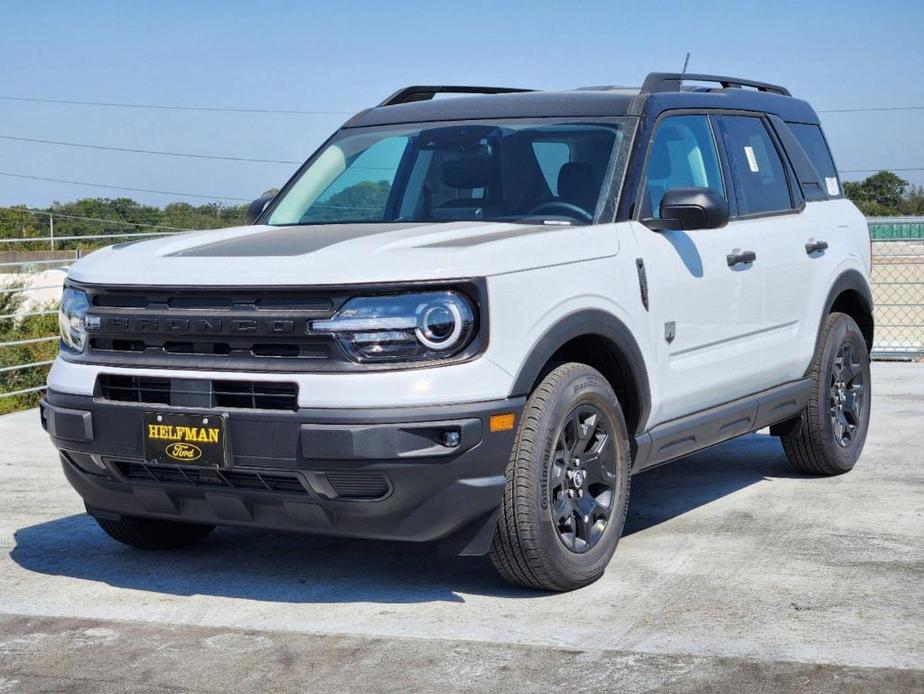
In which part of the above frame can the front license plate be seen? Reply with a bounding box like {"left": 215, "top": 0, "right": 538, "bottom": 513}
{"left": 143, "top": 412, "right": 226, "bottom": 467}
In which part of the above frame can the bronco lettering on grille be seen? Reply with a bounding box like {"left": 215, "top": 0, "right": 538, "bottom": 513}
{"left": 99, "top": 316, "right": 303, "bottom": 335}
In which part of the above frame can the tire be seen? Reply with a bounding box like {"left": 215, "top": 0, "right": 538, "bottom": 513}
{"left": 782, "top": 312, "right": 871, "bottom": 476}
{"left": 94, "top": 515, "right": 215, "bottom": 549}
{"left": 489, "top": 363, "right": 631, "bottom": 592}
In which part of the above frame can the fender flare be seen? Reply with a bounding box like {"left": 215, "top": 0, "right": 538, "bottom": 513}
{"left": 816, "top": 268, "right": 874, "bottom": 351}
{"left": 509, "top": 309, "right": 652, "bottom": 433}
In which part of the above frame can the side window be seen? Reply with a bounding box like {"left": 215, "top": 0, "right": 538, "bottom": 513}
{"left": 788, "top": 123, "right": 842, "bottom": 198}
{"left": 643, "top": 115, "right": 725, "bottom": 219}
{"left": 714, "top": 116, "right": 792, "bottom": 216}
{"left": 531, "top": 141, "right": 572, "bottom": 195}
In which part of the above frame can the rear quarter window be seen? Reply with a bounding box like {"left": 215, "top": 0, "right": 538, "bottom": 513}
{"left": 788, "top": 123, "right": 842, "bottom": 198}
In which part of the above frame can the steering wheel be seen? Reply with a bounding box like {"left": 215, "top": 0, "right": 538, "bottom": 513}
{"left": 527, "top": 201, "right": 593, "bottom": 223}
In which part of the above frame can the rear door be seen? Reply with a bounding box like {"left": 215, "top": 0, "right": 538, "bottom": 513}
{"left": 712, "top": 114, "right": 835, "bottom": 389}
{"left": 634, "top": 113, "right": 763, "bottom": 423}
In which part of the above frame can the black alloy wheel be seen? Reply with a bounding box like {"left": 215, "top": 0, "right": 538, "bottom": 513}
{"left": 489, "top": 363, "right": 631, "bottom": 592}
{"left": 829, "top": 341, "right": 865, "bottom": 448}
{"left": 781, "top": 312, "right": 871, "bottom": 476}
{"left": 548, "top": 405, "right": 618, "bottom": 553}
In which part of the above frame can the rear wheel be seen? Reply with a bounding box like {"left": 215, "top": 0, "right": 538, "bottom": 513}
{"left": 94, "top": 515, "right": 215, "bottom": 549}
{"left": 489, "top": 363, "right": 631, "bottom": 592}
{"left": 782, "top": 312, "right": 871, "bottom": 475}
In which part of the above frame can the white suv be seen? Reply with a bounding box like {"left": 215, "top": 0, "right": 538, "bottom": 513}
{"left": 42, "top": 73, "right": 873, "bottom": 591}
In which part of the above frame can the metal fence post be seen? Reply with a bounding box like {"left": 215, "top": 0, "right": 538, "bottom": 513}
{"left": 49, "top": 213, "right": 54, "bottom": 251}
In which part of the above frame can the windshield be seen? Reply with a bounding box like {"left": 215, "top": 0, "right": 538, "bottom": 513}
{"left": 267, "top": 118, "right": 634, "bottom": 226}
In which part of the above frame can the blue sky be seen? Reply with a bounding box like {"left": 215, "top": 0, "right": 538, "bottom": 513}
{"left": 1, "top": 0, "right": 922, "bottom": 208}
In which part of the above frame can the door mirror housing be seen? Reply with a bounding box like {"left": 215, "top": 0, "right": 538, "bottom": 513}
{"left": 245, "top": 195, "right": 275, "bottom": 225}
{"left": 644, "top": 187, "right": 729, "bottom": 231}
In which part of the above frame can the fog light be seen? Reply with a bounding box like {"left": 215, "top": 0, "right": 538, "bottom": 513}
{"left": 441, "top": 431, "right": 461, "bottom": 448}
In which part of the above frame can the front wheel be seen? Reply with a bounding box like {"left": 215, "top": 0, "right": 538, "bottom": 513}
{"left": 489, "top": 363, "right": 631, "bottom": 592}
{"left": 782, "top": 312, "right": 871, "bottom": 475}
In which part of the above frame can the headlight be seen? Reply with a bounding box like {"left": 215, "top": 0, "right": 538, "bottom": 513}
{"left": 312, "top": 291, "right": 476, "bottom": 363}
{"left": 59, "top": 287, "right": 91, "bottom": 353}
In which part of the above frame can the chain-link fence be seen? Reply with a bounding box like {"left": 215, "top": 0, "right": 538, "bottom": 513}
{"left": 869, "top": 219, "right": 924, "bottom": 358}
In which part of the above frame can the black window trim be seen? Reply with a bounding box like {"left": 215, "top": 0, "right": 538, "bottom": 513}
{"left": 633, "top": 107, "right": 808, "bottom": 226}
{"left": 783, "top": 120, "right": 843, "bottom": 200}
{"left": 765, "top": 114, "right": 829, "bottom": 203}
{"left": 710, "top": 112, "right": 805, "bottom": 222}
{"left": 631, "top": 109, "right": 736, "bottom": 223}
{"left": 596, "top": 117, "right": 639, "bottom": 224}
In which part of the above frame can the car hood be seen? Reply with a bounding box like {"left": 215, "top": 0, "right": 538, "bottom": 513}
{"left": 67, "top": 221, "right": 621, "bottom": 286}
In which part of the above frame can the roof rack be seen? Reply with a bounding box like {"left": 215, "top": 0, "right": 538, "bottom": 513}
{"left": 640, "top": 72, "right": 791, "bottom": 97}
{"left": 378, "top": 85, "right": 534, "bottom": 107}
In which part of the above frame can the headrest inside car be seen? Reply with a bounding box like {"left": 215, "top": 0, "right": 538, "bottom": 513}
{"left": 441, "top": 144, "right": 496, "bottom": 189}
{"left": 557, "top": 162, "right": 596, "bottom": 203}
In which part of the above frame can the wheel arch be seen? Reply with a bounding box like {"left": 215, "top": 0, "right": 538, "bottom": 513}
{"left": 819, "top": 269, "right": 874, "bottom": 354}
{"left": 509, "top": 309, "right": 651, "bottom": 435}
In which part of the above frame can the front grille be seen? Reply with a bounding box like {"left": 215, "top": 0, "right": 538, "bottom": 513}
{"left": 212, "top": 380, "right": 299, "bottom": 410}
{"left": 64, "top": 281, "right": 485, "bottom": 373}
{"left": 89, "top": 337, "right": 330, "bottom": 360}
{"left": 112, "top": 460, "right": 309, "bottom": 495}
{"left": 98, "top": 375, "right": 171, "bottom": 404}
{"left": 325, "top": 470, "right": 390, "bottom": 499}
{"left": 82, "top": 286, "right": 345, "bottom": 370}
{"left": 98, "top": 374, "right": 298, "bottom": 411}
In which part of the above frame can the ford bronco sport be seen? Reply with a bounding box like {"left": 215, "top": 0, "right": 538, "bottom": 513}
{"left": 42, "top": 73, "right": 873, "bottom": 591}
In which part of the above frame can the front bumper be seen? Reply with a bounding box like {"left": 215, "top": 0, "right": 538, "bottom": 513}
{"left": 41, "top": 390, "right": 524, "bottom": 555}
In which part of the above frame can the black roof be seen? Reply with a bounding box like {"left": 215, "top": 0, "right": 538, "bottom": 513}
{"left": 345, "top": 73, "right": 820, "bottom": 128}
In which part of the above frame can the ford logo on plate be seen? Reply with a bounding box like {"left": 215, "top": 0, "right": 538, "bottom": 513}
{"left": 165, "top": 442, "right": 203, "bottom": 462}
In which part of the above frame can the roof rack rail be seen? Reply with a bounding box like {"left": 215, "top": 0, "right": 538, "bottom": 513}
{"left": 640, "top": 72, "right": 791, "bottom": 97}
{"left": 378, "top": 85, "right": 534, "bottom": 107}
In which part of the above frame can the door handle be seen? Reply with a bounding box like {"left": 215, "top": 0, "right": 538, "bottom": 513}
{"left": 805, "top": 239, "right": 829, "bottom": 255}
{"left": 727, "top": 249, "right": 757, "bottom": 267}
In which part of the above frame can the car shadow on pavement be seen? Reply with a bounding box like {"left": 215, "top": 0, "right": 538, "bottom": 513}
{"left": 623, "top": 431, "right": 798, "bottom": 535}
{"left": 11, "top": 433, "right": 797, "bottom": 603}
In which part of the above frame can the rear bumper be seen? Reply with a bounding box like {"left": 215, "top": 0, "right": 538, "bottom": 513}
{"left": 41, "top": 390, "right": 523, "bottom": 555}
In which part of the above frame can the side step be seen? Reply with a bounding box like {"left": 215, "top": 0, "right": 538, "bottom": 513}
{"left": 631, "top": 379, "right": 810, "bottom": 471}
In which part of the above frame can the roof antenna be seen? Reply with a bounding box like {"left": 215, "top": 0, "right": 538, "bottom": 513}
{"left": 681, "top": 52, "right": 691, "bottom": 75}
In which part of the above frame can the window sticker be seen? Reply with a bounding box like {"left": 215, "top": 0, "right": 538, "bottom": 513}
{"left": 744, "top": 146, "right": 760, "bottom": 173}
{"left": 825, "top": 177, "right": 840, "bottom": 196}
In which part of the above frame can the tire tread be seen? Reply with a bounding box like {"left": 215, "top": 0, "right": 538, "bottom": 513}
{"left": 489, "top": 363, "right": 630, "bottom": 591}
{"left": 782, "top": 312, "right": 864, "bottom": 476}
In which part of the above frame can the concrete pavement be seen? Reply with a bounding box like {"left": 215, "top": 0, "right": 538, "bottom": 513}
{"left": 0, "top": 363, "right": 922, "bottom": 692}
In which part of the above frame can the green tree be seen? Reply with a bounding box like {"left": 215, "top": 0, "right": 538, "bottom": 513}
{"left": 0, "top": 285, "right": 58, "bottom": 414}
{"left": 898, "top": 185, "right": 924, "bottom": 216}
{"left": 302, "top": 181, "right": 391, "bottom": 222}
{"left": 844, "top": 171, "right": 909, "bottom": 216}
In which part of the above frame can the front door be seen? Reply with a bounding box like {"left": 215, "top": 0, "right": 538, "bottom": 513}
{"left": 633, "top": 114, "right": 763, "bottom": 424}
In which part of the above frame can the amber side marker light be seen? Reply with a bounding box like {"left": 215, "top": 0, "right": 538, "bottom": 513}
{"left": 489, "top": 413, "right": 516, "bottom": 432}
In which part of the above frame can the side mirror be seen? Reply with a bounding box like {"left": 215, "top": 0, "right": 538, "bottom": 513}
{"left": 644, "top": 187, "right": 729, "bottom": 231}
{"left": 245, "top": 195, "right": 274, "bottom": 225}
